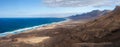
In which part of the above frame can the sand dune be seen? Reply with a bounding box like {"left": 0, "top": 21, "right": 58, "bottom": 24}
{"left": 16, "top": 36, "right": 50, "bottom": 44}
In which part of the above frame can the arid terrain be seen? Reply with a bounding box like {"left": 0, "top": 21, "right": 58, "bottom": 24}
{"left": 0, "top": 6, "right": 120, "bottom": 47}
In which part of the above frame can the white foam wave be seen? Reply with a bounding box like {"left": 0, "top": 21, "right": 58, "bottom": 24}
{"left": 0, "top": 19, "right": 68, "bottom": 37}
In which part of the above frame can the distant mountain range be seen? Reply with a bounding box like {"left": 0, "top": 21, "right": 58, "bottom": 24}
{"left": 68, "top": 10, "right": 111, "bottom": 20}
{"left": 0, "top": 6, "right": 120, "bottom": 47}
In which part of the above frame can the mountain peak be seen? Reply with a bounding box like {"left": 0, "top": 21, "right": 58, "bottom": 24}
{"left": 111, "top": 6, "right": 120, "bottom": 16}
{"left": 92, "top": 10, "right": 101, "bottom": 12}
{"left": 68, "top": 10, "right": 109, "bottom": 20}
{"left": 115, "top": 6, "right": 120, "bottom": 9}
{"left": 113, "top": 6, "right": 120, "bottom": 12}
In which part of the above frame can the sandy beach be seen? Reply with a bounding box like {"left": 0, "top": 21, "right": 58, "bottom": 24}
{"left": 0, "top": 5, "right": 120, "bottom": 47}
{"left": 14, "top": 20, "right": 88, "bottom": 44}
{"left": 22, "top": 19, "right": 88, "bottom": 33}
{"left": 0, "top": 19, "right": 88, "bottom": 44}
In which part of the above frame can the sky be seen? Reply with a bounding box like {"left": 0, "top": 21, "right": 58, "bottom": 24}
{"left": 0, "top": 0, "right": 119, "bottom": 18}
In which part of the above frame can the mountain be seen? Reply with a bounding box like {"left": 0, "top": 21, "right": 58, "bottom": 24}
{"left": 0, "top": 6, "right": 120, "bottom": 47}
{"left": 70, "top": 6, "right": 120, "bottom": 47}
{"left": 68, "top": 10, "right": 110, "bottom": 20}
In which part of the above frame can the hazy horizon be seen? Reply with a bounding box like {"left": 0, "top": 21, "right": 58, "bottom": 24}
{"left": 0, "top": 0, "right": 119, "bottom": 18}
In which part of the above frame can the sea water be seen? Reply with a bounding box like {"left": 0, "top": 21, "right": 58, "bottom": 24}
{"left": 0, "top": 18, "right": 66, "bottom": 36}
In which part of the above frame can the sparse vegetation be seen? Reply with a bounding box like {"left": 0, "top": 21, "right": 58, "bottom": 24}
{"left": 0, "top": 6, "right": 120, "bottom": 47}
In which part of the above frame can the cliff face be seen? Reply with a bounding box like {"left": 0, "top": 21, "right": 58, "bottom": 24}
{"left": 0, "top": 6, "right": 120, "bottom": 47}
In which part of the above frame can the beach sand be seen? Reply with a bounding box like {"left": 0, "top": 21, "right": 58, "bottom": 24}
{"left": 0, "top": 20, "right": 89, "bottom": 45}
{"left": 13, "top": 20, "right": 88, "bottom": 44}
{"left": 23, "top": 20, "right": 87, "bottom": 33}
{"left": 16, "top": 36, "right": 50, "bottom": 44}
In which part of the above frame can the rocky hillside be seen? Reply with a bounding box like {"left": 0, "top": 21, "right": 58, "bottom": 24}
{"left": 0, "top": 6, "right": 120, "bottom": 47}
{"left": 68, "top": 10, "right": 110, "bottom": 20}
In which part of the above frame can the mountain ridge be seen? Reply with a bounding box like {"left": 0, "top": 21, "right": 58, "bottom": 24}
{"left": 0, "top": 6, "right": 120, "bottom": 47}
{"left": 68, "top": 10, "right": 110, "bottom": 20}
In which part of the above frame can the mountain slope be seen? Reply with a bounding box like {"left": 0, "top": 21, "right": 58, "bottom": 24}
{"left": 68, "top": 10, "right": 110, "bottom": 20}
{"left": 71, "top": 6, "right": 120, "bottom": 47}
{"left": 0, "top": 6, "right": 120, "bottom": 47}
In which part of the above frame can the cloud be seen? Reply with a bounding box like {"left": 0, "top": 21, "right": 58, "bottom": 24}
{"left": 94, "top": 0, "right": 120, "bottom": 7}
{"left": 116, "top": 0, "right": 120, "bottom": 5}
{"left": 44, "top": 0, "right": 120, "bottom": 7}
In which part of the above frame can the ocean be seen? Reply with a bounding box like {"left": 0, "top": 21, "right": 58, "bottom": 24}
{"left": 0, "top": 18, "right": 66, "bottom": 36}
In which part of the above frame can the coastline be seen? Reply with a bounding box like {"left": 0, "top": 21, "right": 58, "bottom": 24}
{"left": 0, "top": 18, "right": 70, "bottom": 37}
{"left": 0, "top": 18, "right": 88, "bottom": 37}
{"left": 0, "top": 18, "right": 90, "bottom": 45}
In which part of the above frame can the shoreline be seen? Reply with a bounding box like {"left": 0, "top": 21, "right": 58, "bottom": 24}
{"left": 0, "top": 18, "right": 70, "bottom": 37}
{"left": 0, "top": 18, "right": 88, "bottom": 37}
